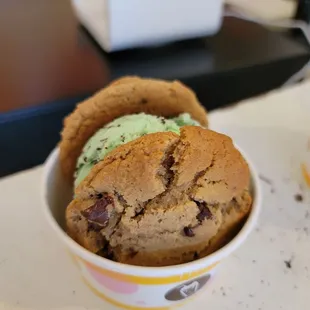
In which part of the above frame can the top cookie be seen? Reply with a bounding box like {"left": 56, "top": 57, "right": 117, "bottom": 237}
{"left": 66, "top": 126, "right": 251, "bottom": 265}
{"left": 59, "top": 77, "right": 208, "bottom": 180}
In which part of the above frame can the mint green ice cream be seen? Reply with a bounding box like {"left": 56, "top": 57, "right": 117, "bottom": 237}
{"left": 74, "top": 113, "right": 200, "bottom": 187}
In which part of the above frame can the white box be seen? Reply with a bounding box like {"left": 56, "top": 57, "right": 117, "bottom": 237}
{"left": 71, "top": 0, "right": 224, "bottom": 52}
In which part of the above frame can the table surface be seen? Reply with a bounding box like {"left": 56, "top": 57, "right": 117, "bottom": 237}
{"left": 0, "top": 81, "right": 309, "bottom": 310}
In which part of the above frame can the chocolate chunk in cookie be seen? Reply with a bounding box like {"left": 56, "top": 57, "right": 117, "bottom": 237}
{"left": 81, "top": 195, "right": 114, "bottom": 227}
{"left": 184, "top": 226, "right": 195, "bottom": 237}
{"left": 196, "top": 201, "right": 214, "bottom": 222}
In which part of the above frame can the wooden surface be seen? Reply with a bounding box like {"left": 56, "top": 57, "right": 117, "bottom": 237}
{"left": 0, "top": 0, "right": 107, "bottom": 113}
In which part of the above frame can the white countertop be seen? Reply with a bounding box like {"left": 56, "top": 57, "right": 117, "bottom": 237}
{"left": 226, "top": 0, "right": 296, "bottom": 20}
{"left": 1, "top": 82, "right": 310, "bottom": 310}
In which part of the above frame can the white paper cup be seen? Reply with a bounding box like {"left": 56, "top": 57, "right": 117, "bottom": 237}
{"left": 42, "top": 147, "right": 261, "bottom": 309}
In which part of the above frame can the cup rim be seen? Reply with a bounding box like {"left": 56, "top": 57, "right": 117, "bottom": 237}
{"left": 42, "top": 145, "right": 262, "bottom": 277}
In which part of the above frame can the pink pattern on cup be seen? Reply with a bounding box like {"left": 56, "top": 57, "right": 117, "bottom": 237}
{"left": 86, "top": 264, "right": 139, "bottom": 294}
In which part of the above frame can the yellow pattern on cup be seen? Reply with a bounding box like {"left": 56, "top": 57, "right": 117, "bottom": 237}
{"left": 82, "top": 276, "right": 174, "bottom": 310}
{"left": 75, "top": 254, "right": 218, "bottom": 285}
{"left": 301, "top": 162, "right": 310, "bottom": 188}
{"left": 66, "top": 249, "right": 80, "bottom": 267}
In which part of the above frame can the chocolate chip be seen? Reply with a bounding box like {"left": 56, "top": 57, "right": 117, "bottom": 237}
{"left": 195, "top": 201, "right": 214, "bottom": 222}
{"left": 184, "top": 226, "right": 195, "bottom": 237}
{"left": 96, "top": 193, "right": 103, "bottom": 199}
{"left": 81, "top": 195, "right": 114, "bottom": 227}
{"left": 197, "top": 210, "right": 213, "bottom": 222}
{"left": 96, "top": 147, "right": 102, "bottom": 151}
{"left": 83, "top": 156, "right": 88, "bottom": 162}
{"left": 259, "top": 174, "right": 273, "bottom": 186}
{"left": 97, "top": 245, "right": 115, "bottom": 260}
{"left": 120, "top": 135, "right": 125, "bottom": 142}
{"left": 284, "top": 259, "right": 292, "bottom": 269}
{"left": 295, "top": 194, "right": 303, "bottom": 202}
{"left": 115, "top": 192, "right": 127, "bottom": 205}
{"left": 106, "top": 247, "right": 115, "bottom": 260}
{"left": 160, "top": 118, "right": 166, "bottom": 125}
{"left": 74, "top": 164, "right": 83, "bottom": 173}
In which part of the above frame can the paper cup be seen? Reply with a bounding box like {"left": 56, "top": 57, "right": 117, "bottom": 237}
{"left": 42, "top": 147, "right": 261, "bottom": 309}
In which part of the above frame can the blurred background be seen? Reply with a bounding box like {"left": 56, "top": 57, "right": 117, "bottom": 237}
{"left": 0, "top": 0, "right": 309, "bottom": 177}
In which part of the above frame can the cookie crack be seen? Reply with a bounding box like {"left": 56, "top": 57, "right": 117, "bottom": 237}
{"left": 103, "top": 193, "right": 128, "bottom": 244}
{"left": 192, "top": 156, "right": 216, "bottom": 185}
{"left": 157, "top": 141, "right": 178, "bottom": 190}
{"left": 129, "top": 202, "right": 147, "bottom": 223}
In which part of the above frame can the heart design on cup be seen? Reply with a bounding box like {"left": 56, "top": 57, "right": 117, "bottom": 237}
{"left": 179, "top": 281, "right": 199, "bottom": 298}
{"left": 165, "top": 274, "right": 211, "bottom": 301}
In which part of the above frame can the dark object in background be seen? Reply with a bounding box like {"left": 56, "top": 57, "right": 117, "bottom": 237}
{"left": 291, "top": 0, "right": 310, "bottom": 41}
{"left": 0, "top": 17, "right": 309, "bottom": 177}
{"left": 0, "top": 96, "right": 88, "bottom": 177}
{"left": 86, "top": 17, "right": 310, "bottom": 110}
{"left": 295, "top": 0, "right": 310, "bottom": 23}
